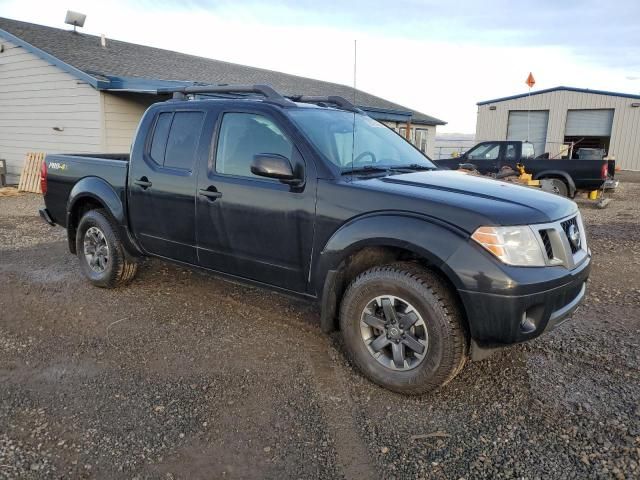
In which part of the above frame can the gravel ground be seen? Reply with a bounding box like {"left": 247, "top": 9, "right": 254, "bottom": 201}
{"left": 1, "top": 175, "right": 639, "bottom": 479}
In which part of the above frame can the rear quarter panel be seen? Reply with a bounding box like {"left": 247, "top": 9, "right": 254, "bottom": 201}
{"left": 44, "top": 154, "right": 128, "bottom": 227}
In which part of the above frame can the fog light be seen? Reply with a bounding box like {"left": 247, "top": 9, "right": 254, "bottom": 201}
{"left": 520, "top": 314, "right": 536, "bottom": 334}
{"left": 520, "top": 305, "right": 544, "bottom": 334}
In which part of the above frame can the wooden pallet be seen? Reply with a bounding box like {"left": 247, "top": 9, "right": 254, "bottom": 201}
{"left": 18, "top": 152, "right": 45, "bottom": 193}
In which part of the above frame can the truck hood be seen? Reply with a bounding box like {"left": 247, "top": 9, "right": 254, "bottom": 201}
{"left": 361, "top": 170, "right": 577, "bottom": 230}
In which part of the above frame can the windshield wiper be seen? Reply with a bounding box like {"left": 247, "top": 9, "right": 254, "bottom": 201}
{"left": 390, "top": 164, "right": 436, "bottom": 171}
{"left": 341, "top": 165, "right": 390, "bottom": 175}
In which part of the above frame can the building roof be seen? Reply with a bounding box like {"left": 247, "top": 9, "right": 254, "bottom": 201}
{"left": 0, "top": 17, "right": 445, "bottom": 125}
{"left": 478, "top": 86, "right": 640, "bottom": 106}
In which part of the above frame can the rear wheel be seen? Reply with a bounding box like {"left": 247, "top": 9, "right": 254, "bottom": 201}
{"left": 339, "top": 263, "right": 468, "bottom": 394}
{"left": 549, "top": 178, "right": 569, "bottom": 197}
{"left": 76, "top": 209, "right": 138, "bottom": 288}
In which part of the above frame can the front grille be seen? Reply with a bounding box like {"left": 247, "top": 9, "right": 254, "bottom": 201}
{"left": 561, "top": 216, "right": 581, "bottom": 254}
{"left": 539, "top": 229, "right": 554, "bottom": 259}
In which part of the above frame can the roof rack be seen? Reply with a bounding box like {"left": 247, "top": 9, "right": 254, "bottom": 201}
{"left": 288, "top": 95, "right": 362, "bottom": 113}
{"left": 158, "top": 84, "right": 296, "bottom": 107}
{"left": 157, "top": 84, "right": 363, "bottom": 113}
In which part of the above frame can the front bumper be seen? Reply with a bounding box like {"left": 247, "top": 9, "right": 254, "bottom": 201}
{"left": 458, "top": 255, "right": 591, "bottom": 354}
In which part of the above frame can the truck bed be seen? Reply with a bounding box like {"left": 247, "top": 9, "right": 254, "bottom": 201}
{"left": 435, "top": 155, "right": 606, "bottom": 192}
{"left": 44, "top": 153, "right": 130, "bottom": 228}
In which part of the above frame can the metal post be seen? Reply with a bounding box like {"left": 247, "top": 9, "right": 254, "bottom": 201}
{"left": 527, "top": 86, "right": 531, "bottom": 143}
{"left": 0, "top": 159, "right": 6, "bottom": 187}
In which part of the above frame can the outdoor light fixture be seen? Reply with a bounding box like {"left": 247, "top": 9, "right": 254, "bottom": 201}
{"left": 64, "top": 11, "right": 86, "bottom": 32}
{"left": 489, "top": 106, "right": 497, "bottom": 110}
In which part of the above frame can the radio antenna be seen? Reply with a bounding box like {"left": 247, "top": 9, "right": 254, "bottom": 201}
{"left": 350, "top": 39, "right": 357, "bottom": 180}
{"left": 353, "top": 40, "right": 357, "bottom": 102}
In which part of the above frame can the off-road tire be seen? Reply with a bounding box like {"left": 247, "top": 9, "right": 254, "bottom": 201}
{"left": 76, "top": 208, "right": 138, "bottom": 288}
{"left": 339, "top": 263, "right": 468, "bottom": 394}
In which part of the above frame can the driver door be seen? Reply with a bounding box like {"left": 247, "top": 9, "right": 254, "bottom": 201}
{"left": 196, "top": 109, "right": 316, "bottom": 293}
{"left": 464, "top": 142, "right": 502, "bottom": 174}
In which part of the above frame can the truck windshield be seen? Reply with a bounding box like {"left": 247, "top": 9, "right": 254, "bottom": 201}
{"left": 289, "top": 109, "right": 436, "bottom": 172}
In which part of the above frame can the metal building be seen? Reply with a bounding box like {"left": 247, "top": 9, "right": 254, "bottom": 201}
{"left": 475, "top": 86, "right": 640, "bottom": 170}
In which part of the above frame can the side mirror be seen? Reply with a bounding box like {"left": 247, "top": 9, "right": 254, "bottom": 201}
{"left": 250, "top": 153, "right": 300, "bottom": 184}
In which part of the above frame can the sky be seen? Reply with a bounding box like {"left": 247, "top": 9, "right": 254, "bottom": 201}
{"left": 1, "top": 0, "right": 639, "bottom": 133}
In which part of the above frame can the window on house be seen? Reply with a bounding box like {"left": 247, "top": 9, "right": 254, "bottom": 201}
{"left": 415, "top": 129, "right": 428, "bottom": 153}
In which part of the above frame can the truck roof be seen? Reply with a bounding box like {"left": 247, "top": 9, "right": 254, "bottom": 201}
{"left": 158, "top": 84, "right": 363, "bottom": 114}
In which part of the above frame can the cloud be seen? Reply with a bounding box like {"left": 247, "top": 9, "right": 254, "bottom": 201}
{"left": 2, "top": 0, "right": 639, "bottom": 132}
{"left": 177, "top": 0, "right": 640, "bottom": 70}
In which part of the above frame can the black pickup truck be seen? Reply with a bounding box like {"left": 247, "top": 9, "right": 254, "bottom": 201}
{"left": 434, "top": 140, "right": 610, "bottom": 197}
{"left": 39, "top": 85, "right": 591, "bottom": 394}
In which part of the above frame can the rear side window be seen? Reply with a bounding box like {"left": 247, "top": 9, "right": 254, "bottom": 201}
{"left": 148, "top": 111, "right": 205, "bottom": 171}
{"left": 522, "top": 142, "right": 535, "bottom": 159}
{"left": 150, "top": 112, "right": 172, "bottom": 165}
{"left": 215, "top": 113, "right": 293, "bottom": 178}
{"left": 164, "top": 111, "right": 205, "bottom": 171}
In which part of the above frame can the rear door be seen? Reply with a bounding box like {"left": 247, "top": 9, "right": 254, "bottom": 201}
{"left": 195, "top": 107, "right": 316, "bottom": 293}
{"left": 128, "top": 108, "right": 206, "bottom": 264}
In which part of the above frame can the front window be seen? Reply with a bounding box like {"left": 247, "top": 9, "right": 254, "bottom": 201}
{"left": 467, "top": 142, "right": 500, "bottom": 160}
{"left": 289, "top": 109, "right": 435, "bottom": 171}
{"left": 215, "top": 112, "right": 293, "bottom": 178}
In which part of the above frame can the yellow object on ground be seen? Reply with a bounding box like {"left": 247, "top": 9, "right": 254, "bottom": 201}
{"left": 589, "top": 190, "right": 599, "bottom": 200}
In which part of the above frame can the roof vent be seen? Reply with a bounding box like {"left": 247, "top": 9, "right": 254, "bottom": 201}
{"left": 101, "top": 34, "right": 106, "bottom": 48}
{"left": 64, "top": 10, "right": 86, "bottom": 32}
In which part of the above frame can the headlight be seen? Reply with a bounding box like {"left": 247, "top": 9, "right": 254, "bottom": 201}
{"left": 471, "top": 225, "right": 545, "bottom": 266}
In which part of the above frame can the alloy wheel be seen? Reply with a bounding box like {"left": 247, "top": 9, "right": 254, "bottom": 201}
{"left": 83, "top": 226, "right": 110, "bottom": 273}
{"left": 360, "top": 295, "right": 428, "bottom": 370}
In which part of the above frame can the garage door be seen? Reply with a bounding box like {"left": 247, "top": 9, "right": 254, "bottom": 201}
{"left": 565, "top": 109, "right": 614, "bottom": 136}
{"left": 507, "top": 110, "right": 549, "bottom": 157}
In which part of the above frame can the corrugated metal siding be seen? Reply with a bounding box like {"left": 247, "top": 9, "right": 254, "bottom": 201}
{"left": 0, "top": 36, "right": 102, "bottom": 182}
{"left": 101, "top": 92, "right": 154, "bottom": 153}
{"left": 476, "top": 90, "right": 640, "bottom": 170}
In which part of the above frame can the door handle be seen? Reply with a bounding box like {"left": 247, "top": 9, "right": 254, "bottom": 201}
{"left": 134, "top": 177, "right": 152, "bottom": 189}
{"left": 199, "top": 188, "right": 222, "bottom": 200}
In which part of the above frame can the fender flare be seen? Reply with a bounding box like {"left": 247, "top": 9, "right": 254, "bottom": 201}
{"left": 313, "top": 213, "right": 468, "bottom": 332}
{"left": 66, "top": 177, "right": 141, "bottom": 255}
{"left": 533, "top": 170, "right": 576, "bottom": 197}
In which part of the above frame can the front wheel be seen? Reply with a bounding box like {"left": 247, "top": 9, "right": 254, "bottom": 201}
{"left": 76, "top": 209, "right": 138, "bottom": 288}
{"left": 339, "top": 264, "right": 468, "bottom": 394}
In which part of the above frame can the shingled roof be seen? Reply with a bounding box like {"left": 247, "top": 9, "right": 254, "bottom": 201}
{"left": 0, "top": 17, "right": 445, "bottom": 125}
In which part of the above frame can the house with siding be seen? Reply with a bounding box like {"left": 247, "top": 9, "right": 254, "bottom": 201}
{"left": 0, "top": 17, "right": 445, "bottom": 182}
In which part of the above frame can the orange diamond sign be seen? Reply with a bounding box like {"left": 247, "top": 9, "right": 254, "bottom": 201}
{"left": 526, "top": 72, "right": 536, "bottom": 88}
